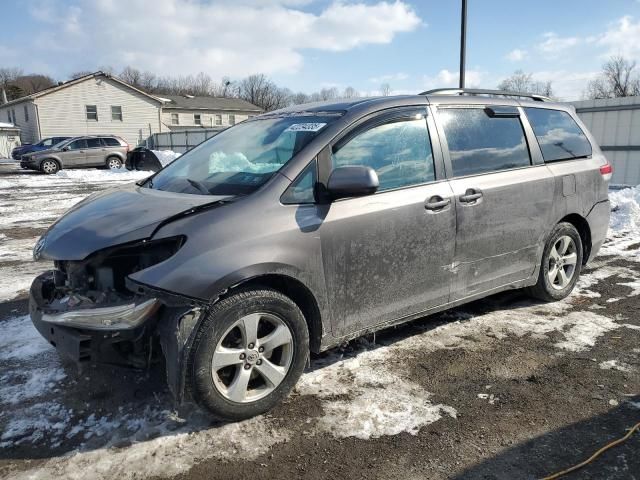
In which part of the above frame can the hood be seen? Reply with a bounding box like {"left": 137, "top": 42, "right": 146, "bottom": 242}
{"left": 29, "top": 147, "right": 61, "bottom": 157}
{"left": 38, "top": 184, "right": 233, "bottom": 260}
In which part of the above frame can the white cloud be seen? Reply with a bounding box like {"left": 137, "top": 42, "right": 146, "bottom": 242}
{"left": 595, "top": 16, "right": 640, "bottom": 60}
{"left": 369, "top": 72, "right": 409, "bottom": 83}
{"left": 24, "top": 0, "right": 422, "bottom": 78}
{"left": 537, "top": 32, "right": 580, "bottom": 55}
{"left": 529, "top": 70, "right": 599, "bottom": 100}
{"left": 422, "top": 69, "right": 485, "bottom": 89}
{"left": 506, "top": 49, "right": 527, "bottom": 62}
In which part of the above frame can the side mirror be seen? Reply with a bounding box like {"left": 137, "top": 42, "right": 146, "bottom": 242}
{"left": 62, "top": 146, "right": 70, "bottom": 151}
{"left": 327, "top": 166, "right": 379, "bottom": 200}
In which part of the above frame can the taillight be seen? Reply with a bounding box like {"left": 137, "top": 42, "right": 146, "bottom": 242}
{"left": 600, "top": 163, "right": 613, "bottom": 181}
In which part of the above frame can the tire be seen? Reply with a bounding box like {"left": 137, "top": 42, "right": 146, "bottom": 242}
{"left": 40, "top": 159, "right": 59, "bottom": 174}
{"left": 526, "top": 222, "right": 583, "bottom": 302}
{"left": 106, "top": 156, "right": 122, "bottom": 169}
{"left": 187, "top": 288, "right": 309, "bottom": 421}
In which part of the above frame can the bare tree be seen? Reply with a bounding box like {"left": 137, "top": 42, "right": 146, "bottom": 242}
{"left": 69, "top": 70, "right": 93, "bottom": 80}
{"left": 0, "top": 67, "right": 23, "bottom": 87}
{"left": 380, "top": 83, "right": 392, "bottom": 96}
{"left": 497, "top": 70, "right": 553, "bottom": 97}
{"left": 342, "top": 86, "right": 360, "bottom": 98}
{"left": 291, "top": 92, "right": 311, "bottom": 104}
{"left": 585, "top": 56, "right": 640, "bottom": 99}
{"left": 120, "top": 66, "right": 143, "bottom": 87}
{"left": 237, "top": 74, "right": 290, "bottom": 111}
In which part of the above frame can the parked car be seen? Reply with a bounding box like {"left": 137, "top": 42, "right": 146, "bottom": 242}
{"left": 29, "top": 90, "right": 611, "bottom": 420}
{"left": 20, "top": 135, "right": 130, "bottom": 173}
{"left": 12, "top": 136, "right": 71, "bottom": 160}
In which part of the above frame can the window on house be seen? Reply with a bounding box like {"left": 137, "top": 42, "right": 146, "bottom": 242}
{"left": 438, "top": 107, "right": 531, "bottom": 177}
{"left": 111, "top": 106, "right": 123, "bottom": 121}
{"left": 171, "top": 113, "right": 179, "bottom": 125}
{"left": 194, "top": 113, "right": 202, "bottom": 125}
{"left": 215, "top": 114, "right": 222, "bottom": 126}
{"left": 24, "top": 105, "right": 29, "bottom": 122}
{"left": 6, "top": 111, "right": 10, "bottom": 123}
{"left": 11, "top": 109, "right": 16, "bottom": 124}
{"left": 86, "top": 105, "right": 98, "bottom": 121}
{"left": 228, "top": 114, "right": 236, "bottom": 125}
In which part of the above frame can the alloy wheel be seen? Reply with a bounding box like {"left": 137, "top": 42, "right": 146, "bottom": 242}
{"left": 42, "top": 160, "right": 57, "bottom": 174}
{"left": 108, "top": 158, "right": 122, "bottom": 169}
{"left": 211, "top": 312, "right": 294, "bottom": 403}
{"left": 547, "top": 235, "right": 578, "bottom": 290}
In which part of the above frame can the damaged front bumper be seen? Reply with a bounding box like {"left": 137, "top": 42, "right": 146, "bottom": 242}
{"left": 29, "top": 270, "right": 209, "bottom": 403}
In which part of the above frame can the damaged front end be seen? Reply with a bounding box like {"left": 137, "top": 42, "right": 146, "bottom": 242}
{"left": 29, "top": 235, "right": 207, "bottom": 400}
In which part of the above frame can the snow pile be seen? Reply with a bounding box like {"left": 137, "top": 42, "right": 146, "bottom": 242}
{"left": 151, "top": 149, "right": 181, "bottom": 167}
{"left": 599, "top": 360, "right": 632, "bottom": 372}
{"left": 605, "top": 186, "right": 640, "bottom": 256}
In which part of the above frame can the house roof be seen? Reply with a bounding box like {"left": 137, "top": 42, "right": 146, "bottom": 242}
{"left": 0, "top": 71, "right": 164, "bottom": 108}
{"left": 160, "top": 95, "right": 262, "bottom": 112}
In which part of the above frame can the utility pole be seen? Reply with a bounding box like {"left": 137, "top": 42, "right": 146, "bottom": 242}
{"left": 459, "top": 0, "right": 467, "bottom": 89}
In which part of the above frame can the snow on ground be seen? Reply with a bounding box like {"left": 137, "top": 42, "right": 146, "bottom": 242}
{"left": 151, "top": 149, "right": 181, "bottom": 167}
{"left": 604, "top": 185, "right": 640, "bottom": 257}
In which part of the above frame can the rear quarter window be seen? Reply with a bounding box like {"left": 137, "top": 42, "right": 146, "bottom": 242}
{"left": 524, "top": 108, "right": 592, "bottom": 162}
{"left": 102, "top": 137, "right": 121, "bottom": 147}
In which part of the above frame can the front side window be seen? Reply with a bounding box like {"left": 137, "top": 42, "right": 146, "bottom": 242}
{"left": 171, "top": 113, "right": 179, "bottom": 125}
{"left": 524, "top": 108, "right": 592, "bottom": 162}
{"left": 86, "top": 105, "right": 98, "bottom": 121}
{"left": 439, "top": 108, "right": 531, "bottom": 177}
{"left": 148, "top": 114, "right": 339, "bottom": 196}
{"left": 332, "top": 114, "right": 435, "bottom": 192}
{"left": 111, "top": 105, "right": 123, "bottom": 121}
{"left": 281, "top": 160, "right": 317, "bottom": 204}
{"left": 68, "top": 139, "right": 87, "bottom": 150}
{"left": 194, "top": 113, "right": 202, "bottom": 125}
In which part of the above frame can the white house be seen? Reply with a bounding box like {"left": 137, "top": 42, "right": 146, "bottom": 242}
{"left": 0, "top": 122, "right": 21, "bottom": 158}
{"left": 0, "top": 72, "right": 263, "bottom": 147}
{"left": 0, "top": 72, "right": 164, "bottom": 146}
{"left": 159, "top": 94, "right": 262, "bottom": 130}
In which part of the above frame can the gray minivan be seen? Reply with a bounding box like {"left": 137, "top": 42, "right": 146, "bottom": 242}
{"left": 29, "top": 89, "right": 611, "bottom": 420}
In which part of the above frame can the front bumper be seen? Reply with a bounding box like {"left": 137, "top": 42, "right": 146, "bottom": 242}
{"left": 20, "top": 156, "right": 39, "bottom": 169}
{"left": 29, "top": 271, "right": 160, "bottom": 366}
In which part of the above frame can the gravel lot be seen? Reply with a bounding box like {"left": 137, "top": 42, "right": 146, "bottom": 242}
{"left": 0, "top": 162, "right": 638, "bottom": 480}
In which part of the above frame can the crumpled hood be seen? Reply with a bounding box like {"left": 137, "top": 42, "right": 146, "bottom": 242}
{"left": 38, "top": 183, "right": 232, "bottom": 260}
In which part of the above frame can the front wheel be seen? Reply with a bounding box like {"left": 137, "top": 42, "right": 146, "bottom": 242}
{"left": 527, "top": 222, "right": 583, "bottom": 302}
{"left": 187, "top": 289, "right": 309, "bottom": 420}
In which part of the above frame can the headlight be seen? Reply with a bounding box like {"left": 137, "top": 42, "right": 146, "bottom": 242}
{"left": 41, "top": 298, "right": 159, "bottom": 329}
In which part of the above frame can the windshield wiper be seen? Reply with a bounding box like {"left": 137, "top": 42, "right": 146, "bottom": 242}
{"left": 187, "top": 178, "right": 210, "bottom": 195}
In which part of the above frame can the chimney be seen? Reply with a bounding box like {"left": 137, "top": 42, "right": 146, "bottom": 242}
{"left": 1, "top": 88, "right": 7, "bottom": 105}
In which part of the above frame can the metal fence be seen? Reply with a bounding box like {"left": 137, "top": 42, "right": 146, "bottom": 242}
{"left": 148, "top": 128, "right": 225, "bottom": 153}
{"left": 572, "top": 97, "right": 640, "bottom": 186}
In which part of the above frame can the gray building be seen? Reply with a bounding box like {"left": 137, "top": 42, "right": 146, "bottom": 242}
{"left": 572, "top": 96, "right": 640, "bottom": 186}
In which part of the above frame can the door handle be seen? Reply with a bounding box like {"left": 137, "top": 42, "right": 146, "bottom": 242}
{"left": 425, "top": 196, "right": 451, "bottom": 211}
{"left": 459, "top": 188, "right": 483, "bottom": 203}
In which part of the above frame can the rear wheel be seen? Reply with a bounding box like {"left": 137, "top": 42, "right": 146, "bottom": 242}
{"left": 187, "top": 289, "right": 309, "bottom": 420}
{"left": 527, "top": 222, "right": 583, "bottom": 301}
{"left": 107, "top": 156, "right": 122, "bottom": 169}
{"left": 40, "top": 159, "right": 59, "bottom": 174}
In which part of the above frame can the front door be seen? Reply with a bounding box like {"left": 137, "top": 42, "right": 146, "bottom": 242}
{"left": 63, "top": 138, "right": 87, "bottom": 167}
{"left": 434, "top": 105, "right": 555, "bottom": 300}
{"left": 320, "top": 107, "right": 456, "bottom": 336}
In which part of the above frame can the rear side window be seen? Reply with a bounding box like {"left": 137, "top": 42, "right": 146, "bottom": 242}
{"left": 332, "top": 115, "right": 435, "bottom": 192}
{"left": 438, "top": 108, "right": 531, "bottom": 177}
{"left": 102, "top": 137, "right": 121, "bottom": 147}
{"left": 87, "top": 138, "right": 102, "bottom": 148}
{"left": 524, "top": 108, "right": 592, "bottom": 162}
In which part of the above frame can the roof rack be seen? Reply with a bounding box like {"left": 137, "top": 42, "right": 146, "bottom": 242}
{"left": 418, "top": 88, "right": 551, "bottom": 102}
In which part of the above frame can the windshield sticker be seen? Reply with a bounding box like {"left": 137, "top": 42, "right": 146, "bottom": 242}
{"left": 284, "top": 123, "right": 327, "bottom": 132}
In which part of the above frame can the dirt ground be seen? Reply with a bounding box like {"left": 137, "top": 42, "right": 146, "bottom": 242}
{"left": 0, "top": 162, "right": 638, "bottom": 480}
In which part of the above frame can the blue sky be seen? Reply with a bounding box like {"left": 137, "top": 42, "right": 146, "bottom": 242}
{"left": 2, "top": 0, "right": 640, "bottom": 99}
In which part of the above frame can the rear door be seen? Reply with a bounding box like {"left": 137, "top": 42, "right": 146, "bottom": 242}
{"left": 63, "top": 139, "right": 88, "bottom": 167}
{"left": 434, "top": 104, "right": 555, "bottom": 301}
{"left": 319, "top": 107, "right": 457, "bottom": 336}
{"left": 84, "top": 138, "right": 104, "bottom": 166}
